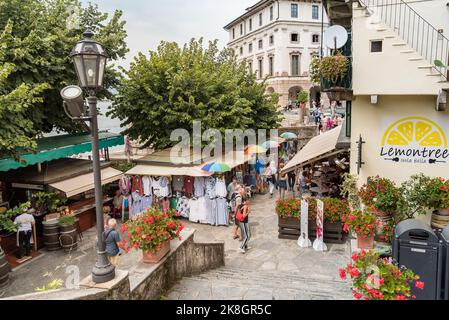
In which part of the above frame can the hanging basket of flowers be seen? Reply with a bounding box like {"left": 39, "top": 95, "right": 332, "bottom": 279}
{"left": 339, "top": 250, "right": 424, "bottom": 300}
{"left": 121, "top": 208, "right": 184, "bottom": 264}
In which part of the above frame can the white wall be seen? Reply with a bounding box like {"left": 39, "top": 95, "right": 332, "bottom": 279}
{"left": 407, "top": 0, "right": 449, "bottom": 38}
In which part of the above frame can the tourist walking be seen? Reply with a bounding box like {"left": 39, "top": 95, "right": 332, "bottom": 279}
{"left": 287, "top": 170, "right": 296, "bottom": 192}
{"left": 232, "top": 186, "right": 245, "bottom": 240}
{"left": 277, "top": 164, "right": 288, "bottom": 199}
{"left": 104, "top": 218, "right": 121, "bottom": 266}
{"left": 14, "top": 208, "right": 35, "bottom": 260}
{"left": 238, "top": 197, "right": 251, "bottom": 254}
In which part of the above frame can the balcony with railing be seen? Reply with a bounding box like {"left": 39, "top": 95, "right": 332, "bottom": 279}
{"left": 320, "top": 27, "right": 353, "bottom": 101}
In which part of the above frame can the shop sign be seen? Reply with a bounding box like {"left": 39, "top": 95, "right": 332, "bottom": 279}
{"left": 298, "top": 200, "right": 311, "bottom": 248}
{"left": 313, "top": 199, "right": 327, "bottom": 252}
{"left": 380, "top": 117, "right": 449, "bottom": 165}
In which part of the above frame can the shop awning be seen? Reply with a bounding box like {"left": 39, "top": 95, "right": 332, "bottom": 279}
{"left": 0, "top": 132, "right": 124, "bottom": 172}
{"left": 125, "top": 164, "right": 214, "bottom": 177}
{"left": 49, "top": 167, "right": 124, "bottom": 198}
{"left": 282, "top": 125, "right": 347, "bottom": 173}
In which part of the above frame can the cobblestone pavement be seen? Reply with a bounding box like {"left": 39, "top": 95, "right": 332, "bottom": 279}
{"left": 166, "top": 192, "right": 353, "bottom": 300}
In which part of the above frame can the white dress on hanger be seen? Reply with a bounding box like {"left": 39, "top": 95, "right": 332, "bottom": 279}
{"left": 215, "top": 178, "right": 227, "bottom": 198}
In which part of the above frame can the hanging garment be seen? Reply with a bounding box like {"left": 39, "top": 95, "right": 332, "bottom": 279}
{"left": 141, "top": 195, "right": 152, "bottom": 212}
{"left": 215, "top": 178, "right": 227, "bottom": 198}
{"left": 183, "top": 176, "right": 194, "bottom": 195}
{"left": 162, "top": 198, "right": 170, "bottom": 213}
{"left": 188, "top": 198, "right": 200, "bottom": 222}
{"left": 169, "top": 197, "right": 178, "bottom": 210}
{"left": 172, "top": 176, "right": 184, "bottom": 192}
{"left": 132, "top": 176, "right": 144, "bottom": 194}
{"left": 176, "top": 196, "right": 190, "bottom": 218}
{"left": 205, "top": 197, "right": 217, "bottom": 226}
{"left": 205, "top": 177, "right": 216, "bottom": 199}
{"left": 194, "top": 177, "right": 206, "bottom": 197}
{"left": 119, "top": 176, "right": 132, "bottom": 195}
{"left": 152, "top": 177, "right": 162, "bottom": 198}
{"left": 159, "top": 177, "right": 170, "bottom": 197}
{"left": 141, "top": 176, "right": 152, "bottom": 196}
{"left": 216, "top": 197, "right": 229, "bottom": 226}
{"left": 131, "top": 191, "right": 142, "bottom": 217}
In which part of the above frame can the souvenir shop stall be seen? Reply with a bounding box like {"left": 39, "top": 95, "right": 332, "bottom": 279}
{"left": 0, "top": 158, "right": 124, "bottom": 254}
{"left": 282, "top": 125, "right": 350, "bottom": 197}
{"left": 122, "top": 148, "right": 250, "bottom": 227}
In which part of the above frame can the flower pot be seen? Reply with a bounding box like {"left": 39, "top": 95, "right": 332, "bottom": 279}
{"left": 431, "top": 210, "right": 449, "bottom": 229}
{"left": 437, "top": 209, "right": 449, "bottom": 216}
{"left": 357, "top": 235, "right": 375, "bottom": 250}
{"left": 142, "top": 240, "right": 170, "bottom": 264}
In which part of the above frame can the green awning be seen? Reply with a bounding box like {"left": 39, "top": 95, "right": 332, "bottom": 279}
{"left": 0, "top": 132, "right": 124, "bottom": 172}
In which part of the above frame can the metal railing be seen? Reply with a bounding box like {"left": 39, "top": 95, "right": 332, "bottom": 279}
{"left": 360, "top": 0, "right": 449, "bottom": 80}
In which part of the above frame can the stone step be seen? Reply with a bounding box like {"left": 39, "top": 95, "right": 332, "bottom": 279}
{"left": 384, "top": 35, "right": 396, "bottom": 39}
{"left": 400, "top": 50, "right": 415, "bottom": 53}
{"left": 392, "top": 42, "right": 406, "bottom": 46}
{"left": 417, "top": 65, "right": 434, "bottom": 69}
{"left": 408, "top": 57, "right": 424, "bottom": 61}
{"left": 185, "top": 267, "right": 349, "bottom": 292}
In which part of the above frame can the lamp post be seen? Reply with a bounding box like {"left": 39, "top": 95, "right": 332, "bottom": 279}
{"left": 69, "top": 29, "right": 115, "bottom": 283}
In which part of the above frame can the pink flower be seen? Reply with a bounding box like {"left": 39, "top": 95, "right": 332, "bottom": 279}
{"left": 415, "top": 281, "right": 425, "bottom": 290}
{"left": 352, "top": 290, "right": 362, "bottom": 300}
{"left": 339, "top": 268, "right": 347, "bottom": 280}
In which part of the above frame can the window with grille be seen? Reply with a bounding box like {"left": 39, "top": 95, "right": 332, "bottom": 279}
{"left": 312, "top": 34, "right": 320, "bottom": 43}
{"left": 259, "top": 13, "right": 263, "bottom": 26}
{"left": 269, "top": 35, "right": 274, "bottom": 45}
{"left": 249, "top": 43, "right": 253, "bottom": 53}
{"left": 258, "top": 59, "right": 263, "bottom": 79}
{"left": 370, "top": 40, "right": 383, "bottom": 52}
{"left": 270, "top": 6, "right": 274, "bottom": 20}
{"left": 269, "top": 56, "right": 274, "bottom": 76}
{"left": 249, "top": 19, "right": 252, "bottom": 31}
{"left": 258, "top": 39, "right": 263, "bottom": 49}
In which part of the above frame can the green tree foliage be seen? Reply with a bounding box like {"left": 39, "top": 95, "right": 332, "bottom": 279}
{"left": 297, "top": 90, "right": 309, "bottom": 104}
{"left": 0, "top": 22, "right": 48, "bottom": 160}
{"left": 0, "top": 0, "right": 128, "bottom": 158}
{"left": 110, "top": 39, "right": 281, "bottom": 150}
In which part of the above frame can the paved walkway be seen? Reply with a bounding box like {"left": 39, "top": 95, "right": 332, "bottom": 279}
{"left": 165, "top": 193, "right": 353, "bottom": 300}
{"left": 1, "top": 192, "right": 352, "bottom": 300}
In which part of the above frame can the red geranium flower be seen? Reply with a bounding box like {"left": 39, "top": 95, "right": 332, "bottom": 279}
{"left": 415, "top": 281, "right": 425, "bottom": 290}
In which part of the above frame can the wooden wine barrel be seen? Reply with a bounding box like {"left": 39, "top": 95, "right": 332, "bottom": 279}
{"left": 59, "top": 223, "right": 78, "bottom": 253}
{"left": 42, "top": 220, "right": 61, "bottom": 251}
{"left": 0, "top": 246, "right": 10, "bottom": 288}
{"left": 431, "top": 211, "right": 449, "bottom": 229}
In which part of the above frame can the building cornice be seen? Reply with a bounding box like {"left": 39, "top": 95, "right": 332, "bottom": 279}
{"left": 227, "top": 20, "right": 328, "bottom": 47}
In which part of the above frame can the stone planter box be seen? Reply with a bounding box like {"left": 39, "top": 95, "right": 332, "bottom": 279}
{"left": 278, "top": 216, "right": 346, "bottom": 243}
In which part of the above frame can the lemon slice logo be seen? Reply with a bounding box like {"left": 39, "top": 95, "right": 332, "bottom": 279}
{"left": 382, "top": 117, "right": 447, "bottom": 148}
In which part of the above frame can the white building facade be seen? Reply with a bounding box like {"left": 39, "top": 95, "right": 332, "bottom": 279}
{"left": 224, "top": 0, "right": 329, "bottom": 107}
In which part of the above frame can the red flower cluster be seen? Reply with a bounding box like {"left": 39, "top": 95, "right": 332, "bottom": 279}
{"left": 339, "top": 250, "right": 424, "bottom": 300}
{"left": 121, "top": 208, "right": 184, "bottom": 254}
{"left": 342, "top": 209, "right": 377, "bottom": 237}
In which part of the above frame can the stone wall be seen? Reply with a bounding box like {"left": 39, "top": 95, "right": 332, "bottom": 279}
{"left": 1, "top": 229, "right": 225, "bottom": 300}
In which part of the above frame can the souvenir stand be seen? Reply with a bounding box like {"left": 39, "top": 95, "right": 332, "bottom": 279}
{"left": 123, "top": 148, "right": 249, "bottom": 227}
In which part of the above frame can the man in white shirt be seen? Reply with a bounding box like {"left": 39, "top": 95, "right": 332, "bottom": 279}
{"left": 14, "top": 208, "right": 35, "bottom": 259}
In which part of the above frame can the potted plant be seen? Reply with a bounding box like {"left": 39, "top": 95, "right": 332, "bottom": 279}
{"left": 359, "top": 176, "right": 402, "bottom": 217}
{"left": 276, "top": 198, "right": 301, "bottom": 238}
{"left": 341, "top": 173, "right": 361, "bottom": 211}
{"left": 343, "top": 209, "right": 378, "bottom": 249}
{"left": 320, "top": 52, "right": 349, "bottom": 86}
{"left": 309, "top": 56, "right": 321, "bottom": 86}
{"left": 58, "top": 215, "right": 78, "bottom": 252}
{"left": 339, "top": 250, "right": 424, "bottom": 300}
{"left": 427, "top": 177, "right": 449, "bottom": 216}
{"left": 306, "top": 197, "right": 349, "bottom": 243}
{"left": 32, "top": 192, "right": 67, "bottom": 216}
{"left": 121, "top": 207, "right": 184, "bottom": 264}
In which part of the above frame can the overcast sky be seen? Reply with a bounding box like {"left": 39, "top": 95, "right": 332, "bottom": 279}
{"left": 81, "top": 0, "right": 256, "bottom": 68}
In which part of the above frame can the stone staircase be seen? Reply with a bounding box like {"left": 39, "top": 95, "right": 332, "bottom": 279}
{"left": 166, "top": 266, "right": 353, "bottom": 300}
{"left": 356, "top": 0, "right": 449, "bottom": 87}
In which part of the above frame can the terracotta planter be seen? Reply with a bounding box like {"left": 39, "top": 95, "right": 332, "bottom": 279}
{"left": 142, "top": 240, "right": 170, "bottom": 264}
{"left": 357, "top": 235, "right": 375, "bottom": 250}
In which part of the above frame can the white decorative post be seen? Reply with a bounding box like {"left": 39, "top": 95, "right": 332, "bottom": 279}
{"left": 298, "top": 200, "right": 312, "bottom": 248}
{"left": 313, "top": 199, "right": 328, "bottom": 252}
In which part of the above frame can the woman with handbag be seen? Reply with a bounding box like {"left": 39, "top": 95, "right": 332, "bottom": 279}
{"left": 237, "top": 197, "right": 251, "bottom": 254}
{"left": 232, "top": 186, "right": 244, "bottom": 240}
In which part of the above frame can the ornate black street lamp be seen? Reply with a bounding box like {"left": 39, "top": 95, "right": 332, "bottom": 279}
{"left": 62, "top": 29, "right": 115, "bottom": 283}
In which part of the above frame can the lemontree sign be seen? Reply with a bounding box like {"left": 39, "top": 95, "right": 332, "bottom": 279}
{"left": 380, "top": 117, "right": 449, "bottom": 165}
{"left": 298, "top": 200, "right": 312, "bottom": 248}
{"left": 313, "top": 199, "right": 327, "bottom": 252}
